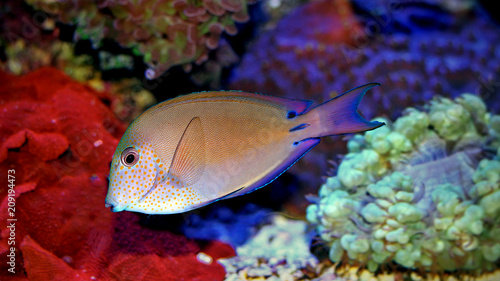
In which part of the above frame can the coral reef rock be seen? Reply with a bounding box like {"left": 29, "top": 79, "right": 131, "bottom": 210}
{"left": 219, "top": 215, "right": 320, "bottom": 280}
{"left": 306, "top": 93, "right": 500, "bottom": 275}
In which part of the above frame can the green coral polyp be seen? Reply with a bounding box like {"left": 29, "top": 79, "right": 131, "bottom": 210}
{"left": 26, "top": 0, "right": 254, "bottom": 78}
{"left": 306, "top": 94, "right": 500, "bottom": 274}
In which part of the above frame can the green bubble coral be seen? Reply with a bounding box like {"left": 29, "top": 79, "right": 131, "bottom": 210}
{"left": 25, "top": 0, "right": 254, "bottom": 78}
{"left": 306, "top": 94, "right": 500, "bottom": 274}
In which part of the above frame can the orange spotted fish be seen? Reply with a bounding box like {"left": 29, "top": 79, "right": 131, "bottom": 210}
{"left": 105, "top": 83, "right": 384, "bottom": 214}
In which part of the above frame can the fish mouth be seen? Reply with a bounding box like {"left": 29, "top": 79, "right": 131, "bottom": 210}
{"left": 110, "top": 205, "right": 126, "bottom": 212}
{"left": 105, "top": 197, "right": 127, "bottom": 212}
{"left": 106, "top": 203, "right": 127, "bottom": 212}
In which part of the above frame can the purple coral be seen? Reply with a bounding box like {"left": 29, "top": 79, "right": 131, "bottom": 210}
{"left": 229, "top": 1, "right": 500, "bottom": 119}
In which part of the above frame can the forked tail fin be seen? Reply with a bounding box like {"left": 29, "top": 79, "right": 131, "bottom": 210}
{"left": 306, "top": 83, "right": 385, "bottom": 137}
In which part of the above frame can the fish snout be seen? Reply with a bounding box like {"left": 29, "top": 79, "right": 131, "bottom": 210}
{"left": 105, "top": 198, "right": 126, "bottom": 212}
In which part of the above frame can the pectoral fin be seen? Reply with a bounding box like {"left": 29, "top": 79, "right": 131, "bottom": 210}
{"left": 169, "top": 117, "right": 205, "bottom": 186}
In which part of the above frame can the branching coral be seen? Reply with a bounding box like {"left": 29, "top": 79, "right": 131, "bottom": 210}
{"left": 25, "top": 0, "right": 254, "bottom": 78}
{"left": 306, "top": 94, "right": 500, "bottom": 274}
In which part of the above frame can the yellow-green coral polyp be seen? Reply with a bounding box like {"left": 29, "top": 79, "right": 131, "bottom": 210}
{"left": 307, "top": 94, "right": 500, "bottom": 274}
{"left": 25, "top": 0, "right": 254, "bottom": 78}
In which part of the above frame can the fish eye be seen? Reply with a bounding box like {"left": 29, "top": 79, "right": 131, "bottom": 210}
{"left": 120, "top": 147, "right": 139, "bottom": 167}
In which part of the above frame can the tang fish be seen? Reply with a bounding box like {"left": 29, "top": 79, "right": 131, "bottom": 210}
{"left": 105, "top": 83, "right": 384, "bottom": 214}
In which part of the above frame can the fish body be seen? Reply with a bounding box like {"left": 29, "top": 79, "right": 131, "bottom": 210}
{"left": 105, "top": 84, "right": 384, "bottom": 214}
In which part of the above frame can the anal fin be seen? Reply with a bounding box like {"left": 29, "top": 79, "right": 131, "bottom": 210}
{"left": 223, "top": 138, "right": 320, "bottom": 200}
{"left": 219, "top": 186, "right": 246, "bottom": 201}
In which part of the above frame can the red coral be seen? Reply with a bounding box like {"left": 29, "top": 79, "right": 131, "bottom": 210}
{"left": 21, "top": 235, "right": 81, "bottom": 281}
{"left": 25, "top": 130, "right": 69, "bottom": 162}
{"left": 0, "top": 131, "right": 27, "bottom": 163}
{"left": 0, "top": 129, "right": 69, "bottom": 162}
{"left": 0, "top": 67, "right": 234, "bottom": 280}
{"left": 106, "top": 212, "right": 233, "bottom": 281}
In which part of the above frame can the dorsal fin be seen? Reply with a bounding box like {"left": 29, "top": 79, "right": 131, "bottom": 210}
{"left": 168, "top": 117, "right": 205, "bottom": 186}
{"left": 151, "top": 91, "right": 313, "bottom": 116}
